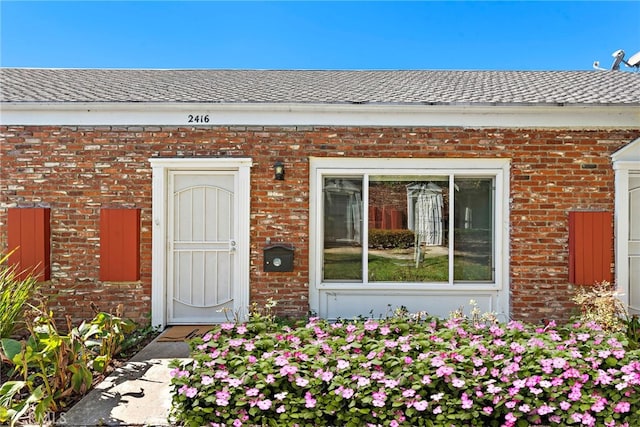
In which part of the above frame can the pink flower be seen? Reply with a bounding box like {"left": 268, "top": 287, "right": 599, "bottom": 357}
{"left": 430, "top": 356, "right": 445, "bottom": 367}
{"left": 486, "top": 383, "right": 502, "bottom": 394}
{"left": 452, "top": 378, "right": 465, "bottom": 388}
{"left": 614, "top": 401, "right": 630, "bottom": 413}
{"left": 280, "top": 365, "right": 298, "bottom": 376}
{"left": 435, "top": 365, "right": 454, "bottom": 377}
{"left": 264, "top": 374, "right": 275, "bottom": 384}
{"left": 304, "top": 392, "right": 316, "bottom": 408}
{"left": 537, "top": 404, "right": 555, "bottom": 415}
{"left": 215, "top": 390, "right": 230, "bottom": 406}
{"left": 246, "top": 388, "right": 259, "bottom": 397}
{"left": 276, "top": 405, "right": 286, "bottom": 414}
{"left": 170, "top": 368, "right": 190, "bottom": 378}
{"left": 356, "top": 376, "right": 370, "bottom": 387}
{"left": 402, "top": 389, "right": 416, "bottom": 398}
{"left": 432, "top": 405, "right": 442, "bottom": 414}
{"left": 220, "top": 322, "right": 235, "bottom": 330}
{"left": 321, "top": 371, "right": 334, "bottom": 382}
{"left": 364, "top": 320, "right": 379, "bottom": 331}
{"left": 337, "top": 359, "right": 350, "bottom": 370}
{"left": 295, "top": 377, "right": 309, "bottom": 387}
{"left": 372, "top": 390, "right": 387, "bottom": 401}
{"left": 413, "top": 400, "right": 428, "bottom": 411}
{"left": 342, "top": 388, "right": 354, "bottom": 399}
{"left": 518, "top": 404, "right": 530, "bottom": 413}
{"left": 482, "top": 406, "right": 493, "bottom": 415}
{"left": 257, "top": 399, "right": 272, "bottom": 410}
{"left": 214, "top": 370, "right": 228, "bottom": 379}
{"left": 509, "top": 342, "right": 525, "bottom": 354}
{"left": 383, "top": 378, "right": 399, "bottom": 388}
{"left": 201, "top": 375, "right": 213, "bottom": 385}
{"left": 225, "top": 377, "right": 242, "bottom": 387}
{"left": 588, "top": 396, "right": 606, "bottom": 413}
{"left": 461, "top": 393, "right": 473, "bottom": 409}
{"left": 185, "top": 386, "right": 197, "bottom": 398}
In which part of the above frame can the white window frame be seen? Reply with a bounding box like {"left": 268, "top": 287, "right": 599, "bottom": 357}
{"left": 309, "top": 157, "right": 511, "bottom": 319}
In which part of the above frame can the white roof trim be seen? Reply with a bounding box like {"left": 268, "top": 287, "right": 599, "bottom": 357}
{"left": 1, "top": 102, "right": 639, "bottom": 128}
{"left": 612, "top": 137, "right": 640, "bottom": 163}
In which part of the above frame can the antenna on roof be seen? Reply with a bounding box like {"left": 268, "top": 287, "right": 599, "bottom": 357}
{"left": 596, "top": 49, "right": 640, "bottom": 71}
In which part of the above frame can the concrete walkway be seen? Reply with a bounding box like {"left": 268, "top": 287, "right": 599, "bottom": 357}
{"left": 59, "top": 338, "right": 190, "bottom": 426}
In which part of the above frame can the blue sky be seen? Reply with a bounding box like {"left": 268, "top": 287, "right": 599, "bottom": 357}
{"left": 1, "top": 1, "right": 639, "bottom": 71}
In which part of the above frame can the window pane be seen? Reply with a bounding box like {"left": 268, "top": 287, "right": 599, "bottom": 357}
{"left": 368, "top": 176, "right": 449, "bottom": 282}
{"left": 322, "top": 177, "right": 363, "bottom": 281}
{"left": 454, "top": 178, "right": 494, "bottom": 281}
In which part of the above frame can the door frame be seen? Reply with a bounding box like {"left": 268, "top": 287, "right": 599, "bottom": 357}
{"left": 149, "top": 158, "right": 252, "bottom": 328}
{"left": 612, "top": 138, "right": 640, "bottom": 313}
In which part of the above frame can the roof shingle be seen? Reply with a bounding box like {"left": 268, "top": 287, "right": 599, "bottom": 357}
{"left": 1, "top": 68, "right": 639, "bottom": 106}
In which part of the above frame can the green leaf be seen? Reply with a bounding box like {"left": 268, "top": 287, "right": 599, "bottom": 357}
{"left": 0, "top": 381, "right": 26, "bottom": 406}
{"left": 69, "top": 363, "right": 93, "bottom": 392}
{"left": 92, "top": 355, "right": 108, "bottom": 373}
{"left": 0, "top": 406, "right": 10, "bottom": 423}
{"left": 0, "top": 338, "right": 22, "bottom": 363}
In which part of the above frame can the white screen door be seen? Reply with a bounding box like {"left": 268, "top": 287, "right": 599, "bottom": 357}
{"left": 168, "top": 171, "right": 238, "bottom": 323}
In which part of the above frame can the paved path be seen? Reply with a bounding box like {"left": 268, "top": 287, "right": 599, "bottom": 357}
{"left": 59, "top": 339, "right": 190, "bottom": 426}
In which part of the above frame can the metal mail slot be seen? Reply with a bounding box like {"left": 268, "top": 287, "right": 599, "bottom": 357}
{"left": 263, "top": 244, "right": 294, "bottom": 272}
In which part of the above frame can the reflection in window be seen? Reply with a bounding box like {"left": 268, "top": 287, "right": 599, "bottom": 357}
{"left": 322, "top": 174, "right": 494, "bottom": 284}
{"left": 454, "top": 178, "right": 494, "bottom": 281}
{"left": 322, "top": 178, "right": 363, "bottom": 281}
{"left": 369, "top": 177, "right": 449, "bottom": 282}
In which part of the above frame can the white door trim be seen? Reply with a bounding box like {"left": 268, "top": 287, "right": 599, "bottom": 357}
{"left": 149, "top": 158, "right": 252, "bottom": 328}
{"left": 612, "top": 138, "right": 640, "bottom": 313}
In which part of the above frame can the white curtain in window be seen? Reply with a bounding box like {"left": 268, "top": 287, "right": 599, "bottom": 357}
{"left": 416, "top": 186, "right": 443, "bottom": 246}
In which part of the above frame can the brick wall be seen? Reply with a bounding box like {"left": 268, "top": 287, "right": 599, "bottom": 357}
{"left": 1, "top": 125, "right": 638, "bottom": 324}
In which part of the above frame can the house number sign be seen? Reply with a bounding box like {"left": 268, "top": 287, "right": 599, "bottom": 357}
{"left": 187, "top": 114, "right": 210, "bottom": 123}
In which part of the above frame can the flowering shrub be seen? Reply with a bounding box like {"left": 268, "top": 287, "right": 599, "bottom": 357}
{"left": 572, "top": 281, "right": 628, "bottom": 333}
{"left": 170, "top": 316, "right": 640, "bottom": 426}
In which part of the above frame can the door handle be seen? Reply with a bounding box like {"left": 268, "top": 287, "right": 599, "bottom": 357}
{"left": 229, "top": 240, "right": 237, "bottom": 252}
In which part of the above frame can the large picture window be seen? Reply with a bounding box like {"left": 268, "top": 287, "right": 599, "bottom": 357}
{"left": 322, "top": 174, "right": 494, "bottom": 284}
{"left": 313, "top": 158, "right": 508, "bottom": 289}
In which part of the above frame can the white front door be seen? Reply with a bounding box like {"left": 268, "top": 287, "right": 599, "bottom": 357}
{"left": 150, "top": 158, "right": 251, "bottom": 328}
{"left": 168, "top": 171, "right": 237, "bottom": 323}
{"left": 629, "top": 173, "right": 640, "bottom": 314}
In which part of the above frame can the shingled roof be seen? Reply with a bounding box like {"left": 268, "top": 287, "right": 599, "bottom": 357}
{"left": 1, "top": 68, "right": 640, "bottom": 106}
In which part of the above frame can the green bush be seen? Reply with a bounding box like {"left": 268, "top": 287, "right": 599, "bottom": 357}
{"left": 0, "top": 305, "right": 136, "bottom": 426}
{"left": 0, "top": 251, "right": 40, "bottom": 338}
{"left": 369, "top": 229, "right": 415, "bottom": 249}
{"left": 170, "top": 315, "right": 640, "bottom": 426}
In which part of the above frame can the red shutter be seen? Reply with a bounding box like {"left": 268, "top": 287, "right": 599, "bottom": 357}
{"left": 100, "top": 208, "right": 140, "bottom": 282}
{"left": 7, "top": 208, "right": 51, "bottom": 281}
{"left": 568, "top": 211, "right": 613, "bottom": 285}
